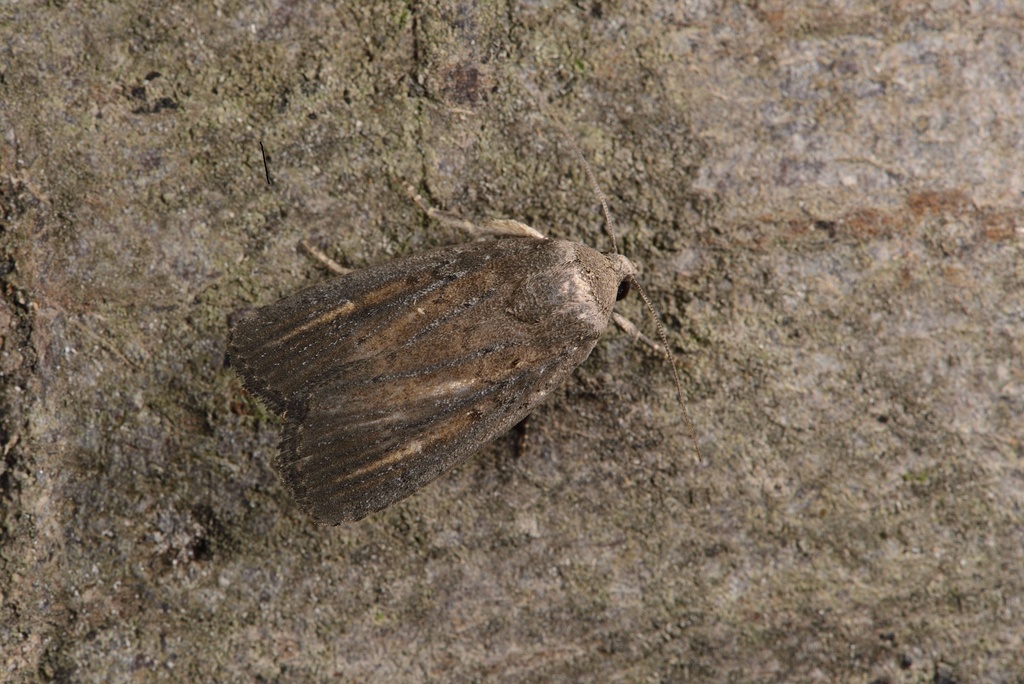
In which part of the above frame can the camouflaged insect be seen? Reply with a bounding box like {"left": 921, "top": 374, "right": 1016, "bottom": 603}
{"left": 229, "top": 227, "right": 638, "bottom": 524}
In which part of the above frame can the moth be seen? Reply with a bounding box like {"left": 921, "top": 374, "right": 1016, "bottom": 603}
{"left": 230, "top": 137, "right": 697, "bottom": 525}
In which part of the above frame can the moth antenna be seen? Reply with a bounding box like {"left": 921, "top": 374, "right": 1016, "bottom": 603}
{"left": 632, "top": 280, "right": 703, "bottom": 464}
{"left": 525, "top": 79, "right": 702, "bottom": 463}
{"left": 523, "top": 82, "right": 620, "bottom": 254}
{"left": 547, "top": 116, "right": 620, "bottom": 255}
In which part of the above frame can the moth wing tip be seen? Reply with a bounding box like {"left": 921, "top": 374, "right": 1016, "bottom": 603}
{"left": 275, "top": 415, "right": 377, "bottom": 525}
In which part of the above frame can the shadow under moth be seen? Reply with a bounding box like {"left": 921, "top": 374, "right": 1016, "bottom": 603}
{"left": 229, "top": 130, "right": 698, "bottom": 525}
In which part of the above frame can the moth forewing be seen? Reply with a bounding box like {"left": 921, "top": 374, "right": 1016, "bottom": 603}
{"left": 229, "top": 236, "right": 637, "bottom": 523}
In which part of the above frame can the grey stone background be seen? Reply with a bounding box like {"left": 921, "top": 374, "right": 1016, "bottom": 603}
{"left": 1, "top": 1, "right": 1021, "bottom": 681}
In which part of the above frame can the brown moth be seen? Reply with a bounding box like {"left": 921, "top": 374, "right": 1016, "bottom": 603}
{"left": 230, "top": 132, "right": 698, "bottom": 524}
{"left": 231, "top": 233, "right": 640, "bottom": 523}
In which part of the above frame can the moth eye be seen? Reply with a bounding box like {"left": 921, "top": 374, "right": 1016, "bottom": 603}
{"left": 616, "top": 280, "right": 631, "bottom": 301}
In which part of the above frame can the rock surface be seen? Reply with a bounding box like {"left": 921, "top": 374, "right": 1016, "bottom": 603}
{"left": 1, "top": 1, "right": 1021, "bottom": 681}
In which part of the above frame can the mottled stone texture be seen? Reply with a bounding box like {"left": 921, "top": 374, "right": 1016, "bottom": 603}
{"left": 1, "top": 1, "right": 1021, "bottom": 682}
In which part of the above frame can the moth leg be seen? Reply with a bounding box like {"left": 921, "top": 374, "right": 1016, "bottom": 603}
{"left": 612, "top": 312, "right": 666, "bottom": 357}
{"left": 477, "top": 219, "right": 546, "bottom": 239}
{"left": 405, "top": 184, "right": 545, "bottom": 239}
{"left": 300, "top": 240, "right": 351, "bottom": 276}
{"left": 513, "top": 414, "right": 531, "bottom": 460}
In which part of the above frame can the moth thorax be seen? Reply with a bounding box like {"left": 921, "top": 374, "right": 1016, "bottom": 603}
{"left": 505, "top": 241, "right": 626, "bottom": 339}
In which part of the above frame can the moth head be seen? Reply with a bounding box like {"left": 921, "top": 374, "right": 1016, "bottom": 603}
{"left": 564, "top": 245, "right": 638, "bottom": 333}
{"left": 607, "top": 253, "right": 637, "bottom": 302}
